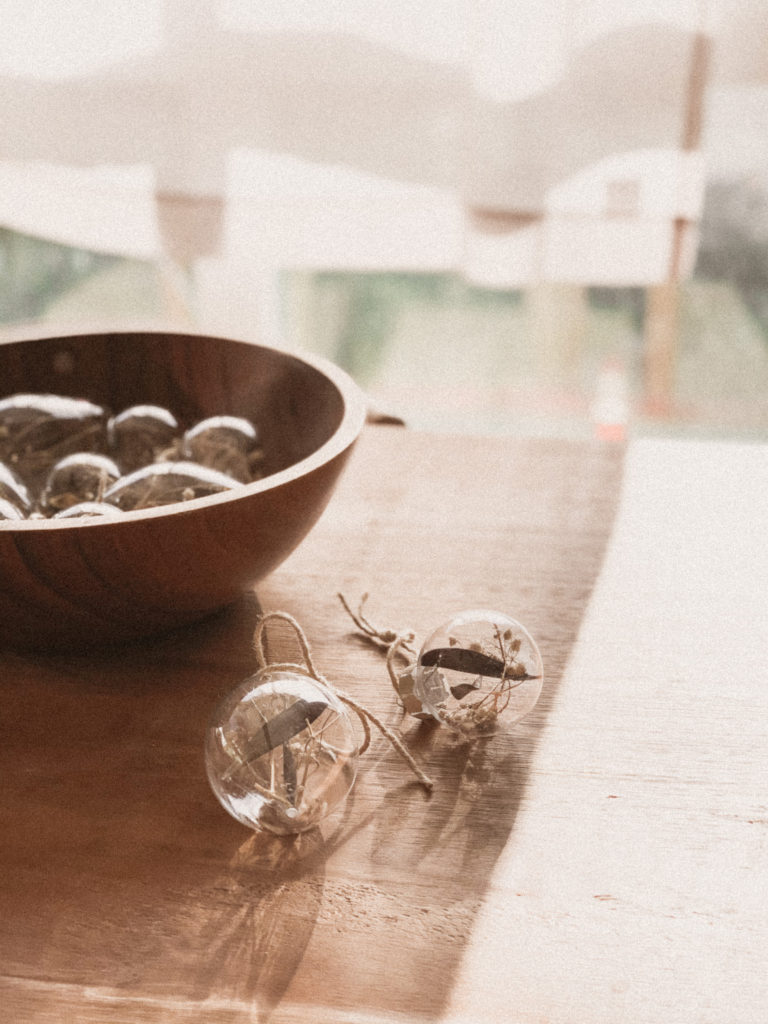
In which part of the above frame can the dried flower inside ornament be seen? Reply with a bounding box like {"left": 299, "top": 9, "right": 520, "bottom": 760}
{"left": 205, "top": 612, "right": 433, "bottom": 836}
{"left": 206, "top": 670, "right": 359, "bottom": 835}
{"left": 339, "top": 595, "right": 543, "bottom": 739}
{"left": 206, "top": 597, "right": 543, "bottom": 836}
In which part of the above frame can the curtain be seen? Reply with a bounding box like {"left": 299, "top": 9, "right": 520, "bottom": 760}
{"left": 0, "top": 0, "right": 766, "bottom": 308}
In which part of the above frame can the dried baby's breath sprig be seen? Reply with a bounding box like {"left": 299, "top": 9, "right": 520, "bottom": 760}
{"left": 426, "top": 622, "right": 537, "bottom": 731}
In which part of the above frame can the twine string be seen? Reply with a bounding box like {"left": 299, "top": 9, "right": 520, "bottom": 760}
{"left": 252, "top": 610, "right": 433, "bottom": 791}
{"left": 337, "top": 592, "right": 417, "bottom": 694}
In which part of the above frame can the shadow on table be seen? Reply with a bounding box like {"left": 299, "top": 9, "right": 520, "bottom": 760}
{"left": 0, "top": 597, "right": 325, "bottom": 1022}
{"left": 0, "top": 599, "right": 389, "bottom": 1022}
{"left": 278, "top": 439, "right": 627, "bottom": 1021}
{"left": 0, "top": 442, "right": 627, "bottom": 1023}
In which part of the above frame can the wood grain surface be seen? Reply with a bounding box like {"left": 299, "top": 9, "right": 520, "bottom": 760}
{"left": 3, "top": 427, "right": 763, "bottom": 1023}
{"left": 444, "top": 437, "right": 768, "bottom": 1024}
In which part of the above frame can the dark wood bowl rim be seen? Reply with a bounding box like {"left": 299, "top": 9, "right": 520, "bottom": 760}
{"left": 0, "top": 331, "right": 368, "bottom": 531}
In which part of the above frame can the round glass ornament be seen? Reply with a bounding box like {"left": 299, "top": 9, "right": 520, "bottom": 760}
{"left": 0, "top": 393, "right": 107, "bottom": 479}
{"left": 41, "top": 452, "right": 121, "bottom": 513}
{"left": 107, "top": 404, "right": 179, "bottom": 473}
{"left": 103, "top": 460, "right": 239, "bottom": 511}
{"left": 183, "top": 415, "right": 261, "bottom": 483}
{"left": 205, "top": 669, "right": 359, "bottom": 835}
{"left": 411, "top": 610, "right": 543, "bottom": 736}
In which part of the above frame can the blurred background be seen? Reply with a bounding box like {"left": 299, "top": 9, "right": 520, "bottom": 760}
{"left": 1, "top": 0, "right": 767, "bottom": 440}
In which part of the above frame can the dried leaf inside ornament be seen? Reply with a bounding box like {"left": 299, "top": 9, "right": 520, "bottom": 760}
{"left": 205, "top": 611, "right": 432, "bottom": 836}
{"left": 412, "top": 610, "right": 543, "bottom": 736}
{"left": 339, "top": 594, "right": 544, "bottom": 739}
{"left": 205, "top": 670, "right": 359, "bottom": 835}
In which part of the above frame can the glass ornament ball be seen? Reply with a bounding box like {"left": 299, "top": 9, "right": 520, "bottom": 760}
{"left": 103, "top": 460, "right": 239, "bottom": 511}
{"left": 0, "top": 393, "right": 107, "bottom": 479}
{"left": 205, "top": 670, "right": 359, "bottom": 835}
{"left": 412, "top": 610, "right": 543, "bottom": 737}
{"left": 41, "top": 452, "right": 121, "bottom": 513}
{"left": 183, "top": 415, "right": 262, "bottom": 483}
{"left": 107, "top": 404, "right": 179, "bottom": 473}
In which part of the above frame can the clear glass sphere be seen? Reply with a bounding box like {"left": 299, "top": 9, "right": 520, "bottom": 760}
{"left": 41, "top": 452, "right": 121, "bottom": 513}
{"left": 413, "top": 610, "right": 543, "bottom": 737}
{"left": 103, "top": 460, "right": 238, "bottom": 511}
{"left": 183, "top": 415, "right": 261, "bottom": 483}
{"left": 0, "top": 393, "right": 106, "bottom": 480}
{"left": 107, "top": 404, "right": 179, "bottom": 473}
{"left": 205, "top": 670, "right": 359, "bottom": 835}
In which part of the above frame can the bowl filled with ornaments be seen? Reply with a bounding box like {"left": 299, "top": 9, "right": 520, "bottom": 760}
{"left": 0, "top": 331, "right": 366, "bottom": 650}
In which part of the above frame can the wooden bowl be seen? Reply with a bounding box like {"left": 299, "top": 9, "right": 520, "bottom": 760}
{"left": 0, "top": 331, "right": 367, "bottom": 651}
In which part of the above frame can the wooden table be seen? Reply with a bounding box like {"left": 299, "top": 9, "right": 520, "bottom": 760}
{"left": 1, "top": 426, "right": 766, "bottom": 1023}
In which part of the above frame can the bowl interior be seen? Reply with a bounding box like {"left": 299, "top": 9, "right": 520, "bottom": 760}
{"left": 0, "top": 331, "right": 349, "bottom": 486}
